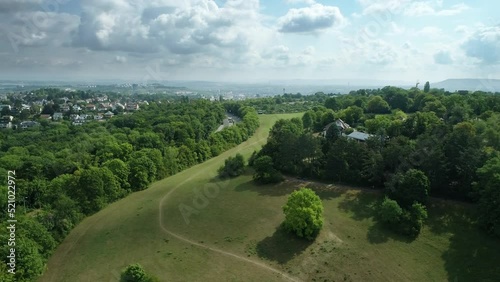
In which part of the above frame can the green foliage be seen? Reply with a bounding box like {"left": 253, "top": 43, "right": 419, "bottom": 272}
{"left": 379, "top": 197, "right": 403, "bottom": 224}
{"left": 120, "top": 263, "right": 158, "bottom": 282}
{"left": 339, "top": 105, "right": 364, "bottom": 125}
{"left": 0, "top": 234, "right": 45, "bottom": 282}
{"left": 17, "top": 217, "right": 56, "bottom": 259}
{"left": 253, "top": 155, "right": 283, "bottom": 184}
{"left": 398, "top": 202, "right": 428, "bottom": 237}
{"left": 385, "top": 169, "right": 430, "bottom": 208}
{"left": 377, "top": 198, "right": 428, "bottom": 237}
{"left": 476, "top": 156, "right": 500, "bottom": 237}
{"left": 71, "top": 167, "right": 122, "bottom": 214}
{"left": 424, "top": 81, "right": 430, "bottom": 93}
{"left": 218, "top": 154, "right": 245, "bottom": 178}
{"left": 282, "top": 188, "right": 324, "bottom": 240}
{"left": 103, "top": 159, "right": 131, "bottom": 191}
{"left": 260, "top": 118, "right": 322, "bottom": 176}
{"left": 128, "top": 156, "right": 157, "bottom": 191}
{"left": 325, "top": 123, "right": 340, "bottom": 141}
{"left": 302, "top": 110, "right": 314, "bottom": 129}
{"left": 366, "top": 96, "right": 391, "bottom": 114}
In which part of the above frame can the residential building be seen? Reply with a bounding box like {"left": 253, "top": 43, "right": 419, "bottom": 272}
{"left": 104, "top": 111, "right": 114, "bottom": 119}
{"left": 85, "top": 104, "right": 96, "bottom": 111}
{"left": 98, "top": 103, "right": 111, "bottom": 112}
{"left": 20, "top": 121, "right": 40, "bottom": 129}
{"left": 0, "top": 116, "right": 13, "bottom": 129}
{"left": 0, "top": 105, "right": 11, "bottom": 111}
{"left": 323, "top": 119, "right": 351, "bottom": 137}
{"left": 346, "top": 131, "right": 374, "bottom": 142}
{"left": 126, "top": 103, "right": 140, "bottom": 111}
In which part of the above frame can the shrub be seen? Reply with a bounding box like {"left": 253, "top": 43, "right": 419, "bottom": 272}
{"left": 398, "top": 202, "right": 428, "bottom": 237}
{"left": 379, "top": 197, "right": 403, "bottom": 224}
{"left": 218, "top": 153, "right": 245, "bottom": 178}
{"left": 120, "top": 263, "right": 158, "bottom": 282}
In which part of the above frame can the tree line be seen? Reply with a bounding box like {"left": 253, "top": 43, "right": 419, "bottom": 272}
{"left": 0, "top": 98, "right": 259, "bottom": 281}
{"left": 252, "top": 86, "right": 500, "bottom": 238}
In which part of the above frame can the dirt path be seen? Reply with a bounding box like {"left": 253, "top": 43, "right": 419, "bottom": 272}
{"left": 158, "top": 138, "right": 302, "bottom": 282}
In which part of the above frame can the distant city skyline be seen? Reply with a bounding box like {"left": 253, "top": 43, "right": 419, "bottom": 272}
{"left": 0, "top": 0, "right": 498, "bottom": 82}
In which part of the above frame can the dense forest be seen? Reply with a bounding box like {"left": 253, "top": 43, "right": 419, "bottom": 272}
{"left": 253, "top": 85, "right": 500, "bottom": 237}
{"left": 0, "top": 96, "right": 258, "bottom": 281}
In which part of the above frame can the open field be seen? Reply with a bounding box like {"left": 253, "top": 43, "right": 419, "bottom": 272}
{"left": 40, "top": 113, "right": 500, "bottom": 282}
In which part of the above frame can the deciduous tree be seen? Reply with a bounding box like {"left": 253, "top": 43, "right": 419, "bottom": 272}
{"left": 283, "top": 188, "right": 324, "bottom": 240}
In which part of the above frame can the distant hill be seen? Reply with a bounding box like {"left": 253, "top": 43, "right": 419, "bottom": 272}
{"left": 432, "top": 79, "right": 500, "bottom": 92}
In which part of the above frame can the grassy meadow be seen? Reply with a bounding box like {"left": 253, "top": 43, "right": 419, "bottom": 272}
{"left": 40, "top": 113, "right": 500, "bottom": 282}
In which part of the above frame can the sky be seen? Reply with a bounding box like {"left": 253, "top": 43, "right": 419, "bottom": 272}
{"left": 0, "top": 0, "right": 498, "bottom": 83}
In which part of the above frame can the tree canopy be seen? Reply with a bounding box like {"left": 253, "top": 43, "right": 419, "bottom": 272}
{"left": 283, "top": 188, "right": 324, "bottom": 240}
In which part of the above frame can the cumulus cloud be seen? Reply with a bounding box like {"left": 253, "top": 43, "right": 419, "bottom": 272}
{"left": 72, "top": 0, "right": 270, "bottom": 61}
{"left": 302, "top": 46, "right": 315, "bottom": 55}
{"left": 278, "top": 4, "right": 344, "bottom": 33}
{"left": 404, "top": 2, "right": 469, "bottom": 16}
{"left": 0, "top": 11, "right": 79, "bottom": 52}
{"left": 358, "top": 0, "right": 469, "bottom": 17}
{"left": 434, "top": 50, "right": 453, "bottom": 64}
{"left": 462, "top": 25, "right": 500, "bottom": 64}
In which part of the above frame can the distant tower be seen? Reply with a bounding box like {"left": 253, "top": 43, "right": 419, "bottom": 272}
{"left": 415, "top": 80, "right": 420, "bottom": 89}
{"left": 283, "top": 88, "right": 285, "bottom": 95}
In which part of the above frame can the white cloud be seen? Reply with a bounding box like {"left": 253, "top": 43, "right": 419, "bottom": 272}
{"left": 358, "top": 0, "right": 469, "bottom": 17}
{"left": 71, "top": 0, "right": 275, "bottom": 67}
{"left": 302, "top": 46, "right": 315, "bottom": 55}
{"left": 284, "top": 0, "right": 316, "bottom": 5}
{"left": 0, "top": 11, "right": 79, "bottom": 51}
{"left": 405, "top": 2, "right": 469, "bottom": 17}
{"left": 462, "top": 25, "right": 500, "bottom": 64}
{"left": 417, "top": 26, "right": 443, "bottom": 38}
{"left": 278, "top": 4, "right": 345, "bottom": 33}
{"left": 434, "top": 50, "right": 453, "bottom": 64}
{"left": 115, "top": 55, "right": 127, "bottom": 63}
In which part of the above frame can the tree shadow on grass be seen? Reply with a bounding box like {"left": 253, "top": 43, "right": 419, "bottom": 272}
{"left": 337, "top": 191, "right": 382, "bottom": 221}
{"left": 425, "top": 201, "right": 500, "bottom": 281}
{"left": 234, "top": 179, "right": 299, "bottom": 196}
{"left": 256, "top": 224, "right": 314, "bottom": 264}
{"left": 366, "top": 221, "right": 416, "bottom": 244}
{"left": 234, "top": 178, "right": 346, "bottom": 199}
{"left": 443, "top": 225, "right": 500, "bottom": 281}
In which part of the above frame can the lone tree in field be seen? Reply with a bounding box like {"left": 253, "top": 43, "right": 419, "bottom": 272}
{"left": 120, "top": 263, "right": 158, "bottom": 282}
{"left": 283, "top": 187, "right": 324, "bottom": 240}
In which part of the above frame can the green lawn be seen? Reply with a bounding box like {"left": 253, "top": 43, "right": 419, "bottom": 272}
{"left": 40, "top": 113, "right": 500, "bottom": 282}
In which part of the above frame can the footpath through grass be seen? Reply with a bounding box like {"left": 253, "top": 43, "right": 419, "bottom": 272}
{"left": 40, "top": 113, "right": 500, "bottom": 282}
